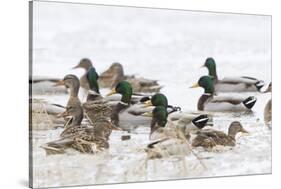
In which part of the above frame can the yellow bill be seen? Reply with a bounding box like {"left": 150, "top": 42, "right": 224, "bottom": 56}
{"left": 106, "top": 88, "right": 116, "bottom": 96}
{"left": 142, "top": 100, "right": 153, "bottom": 108}
{"left": 190, "top": 83, "right": 200, "bottom": 88}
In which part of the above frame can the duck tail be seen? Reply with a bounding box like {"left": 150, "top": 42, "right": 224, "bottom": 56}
{"left": 192, "top": 114, "right": 209, "bottom": 129}
{"left": 243, "top": 96, "right": 257, "bottom": 109}
{"left": 255, "top": 80, "right": 265, "bottom": 91}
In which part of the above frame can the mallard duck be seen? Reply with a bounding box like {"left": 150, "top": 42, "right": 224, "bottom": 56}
{"left": 263, "top": 82, "right": 272, "bottom": 125}
{"left": 73, "top": 59, "right": 162, "bottom": 93}
{"left": 143, "top": 106, "right": 192, "bottom": 159}
{"left": 41, "top": 99, "right": 120, "bottom": 155}
{"left": 191, "top": 76, "right": 257, "bottom": 111}
{"left": 142, "top": 105, "right": 210, "bottom": 140}
{"left": 192, "top": 121, "right": 248, "bottom": 149}
{"left": 141, "top": 93, "right": 212, "bottom": 138}
{"left": 202, "top": 57, "right": 264, "bottom": 92}
{"left": 55, "top": 74, "right": 82, "bottom": 109}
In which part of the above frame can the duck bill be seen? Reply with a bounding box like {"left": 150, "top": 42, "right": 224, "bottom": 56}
{"left": 54, "top": 80, "right": 65, "bottom": 87}
{"left": 106, "top": 88, "right": 116, "bottom": 96}
{"left": 142, "top": 100, "right": 153, "bottom": 108}
{"left": 72, "top": 65, "right": 79, "bottom": 69}
{"left": 241, "top": 128, "right": 249, "bottom": 134}
{"left": 190, "top": 83, "right": 200, "bottom": 88}
{"left": 200, "top": 64, "right": 205, "bottom": 68}
{"left": 141, "top": 111, "right": 153, "bottom": 117}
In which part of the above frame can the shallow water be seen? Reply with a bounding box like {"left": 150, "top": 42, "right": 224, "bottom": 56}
{"left": 31, "top": 2, "right": 271, "bottom": 188}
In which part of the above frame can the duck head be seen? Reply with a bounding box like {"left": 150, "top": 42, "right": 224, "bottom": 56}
{"left": 143, "top": 106, "right": 168, "bottom": 136}
{"left": 107, "top": 81, "right": 133, "bottom": 104}
{"left": 73, "top": 58, "right": 93, "bottom": 71}
{"left": 142, "top": 93, "right": 168, "bottom": 108}
{"left": 87, "top": 67, "right": 100, "bottom": 94}
{"left": 191, "top": 76, "right": 215, "bottom": 94}
{"left": 55, "top": 74, "right": 80, "bottom": 97}
{"left": 202, "top": 57, "right": 218, "bottom": 80}
{"left": 228, "top": 121, "right": 249, "bottom": 139}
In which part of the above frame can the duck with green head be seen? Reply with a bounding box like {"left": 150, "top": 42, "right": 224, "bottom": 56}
{"left": 144, "top": 105, "right": 200, "bottom": 159}
{"left": 202, "top": 57, "right": 264, "bottom": 92}
{"left": 191, "top": 75, "right": 257, "bottom": 111}
{"left": 83, "top": 80, "right": 153, "bottom": 131}
{"left": 142, "top": 93, "right": 211, "bottom": 138}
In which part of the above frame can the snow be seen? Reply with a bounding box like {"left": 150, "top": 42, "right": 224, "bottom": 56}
{"left": 31, "top": 1, "right": 271, "bottom": 188}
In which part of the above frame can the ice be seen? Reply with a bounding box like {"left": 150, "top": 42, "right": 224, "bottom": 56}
{"left": 31, "top": 2, "right": 271, "bottom": 188}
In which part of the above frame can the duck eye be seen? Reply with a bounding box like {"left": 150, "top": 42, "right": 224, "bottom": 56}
{"left": 67, "top": 106, "right": 73, "bottom": 111}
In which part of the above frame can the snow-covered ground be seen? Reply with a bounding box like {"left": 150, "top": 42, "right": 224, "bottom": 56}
{"left": 31, "top": 1, "right": 271, "bottom": 188}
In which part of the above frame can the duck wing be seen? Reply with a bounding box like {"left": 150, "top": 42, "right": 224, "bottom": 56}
{"left": 220, "top": 76, "right": 259, "bottom": 85}
{"left": 211, "top": 95, "right": 245, "bottom": 105}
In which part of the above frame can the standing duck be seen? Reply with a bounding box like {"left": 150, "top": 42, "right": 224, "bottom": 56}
{"left": 73, "top": 59, "right": 162, "bottom": 93}
{"left": 202, "top": 57, "right": 264, "bottom": 92}
{"left": 192, "top": 121, "right": 248, "bottom": 149}
{"left": 191, "top": 76, "right": 257, "bottom": 111}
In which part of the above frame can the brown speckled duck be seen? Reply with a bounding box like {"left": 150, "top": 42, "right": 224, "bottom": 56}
{"left": 41, "top": 98, "right": 119, "bottom": 155}
{"left": 192, "top": 121, "right": 248, "bottom": 149}
{"left": 73, "top": 59, "right": 162, "bottom": 93}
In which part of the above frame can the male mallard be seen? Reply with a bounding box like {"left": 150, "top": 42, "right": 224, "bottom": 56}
{"left": 192, "top": 121, "right": 248, "bottom": 149}
{"left": 263, "top": 82, "right": 272, "bottom": 125}
{"left": 202, "top": 57, "right": 264, "bottom": 92}
{"left": 143, "top": 106, "right": 192, "bottom": 159}
{"left": 191, "top": 76, "right": 257, "bottom": 111}
{"left": 142, "top": 93, "right": 211, "bottom": 138}
{"left": 73, "top": 59, "right": 162, "bottom": 93}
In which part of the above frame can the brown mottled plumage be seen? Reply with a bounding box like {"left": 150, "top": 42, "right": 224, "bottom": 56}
{"left": 192, "top": 121, "right": 248, "bottom": 149}
{"left": 73, "top": 60, "right": 162, "bottom": 93}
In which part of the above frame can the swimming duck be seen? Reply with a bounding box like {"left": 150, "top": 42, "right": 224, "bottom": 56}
{"left": 263, "top": 82, "right": 272, "bottom": 125}
{"left": 141, "top": 93, "right": 212, "bottom": 138}
{"left": 73, "top": 59, "right": 162, "bottom": 93}
{"left": 192, "top": 121, "right": 248, "bottom": 149}
{"left": 143, "top": 106, "right": 192, "bottom": 159}
{"left": 202, "top": 57, "right": 264, "bottom": 92}
{"left": 41, "top": 99, "right": 119, "bottom": 155}
{"left": 191, "top": 76, "right": 257, "bottom": 111}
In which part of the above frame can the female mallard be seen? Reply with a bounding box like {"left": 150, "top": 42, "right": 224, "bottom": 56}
{"left": 191, "top": 76, "right": 257, "bottom": 111}
{"left": 263, "top": 82, "right": 272, "bottom": 125}
{"left": 192, "top": 121, "right": 248, "bottom": 149}
{"left": 41, "top": 99, "right": 119, "bottom": 155}
{"left": 73, "top": 59, "right": 161, "bottom": 93}
{"left": 202, "top": 57, "right": 264, "bottom": 92}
